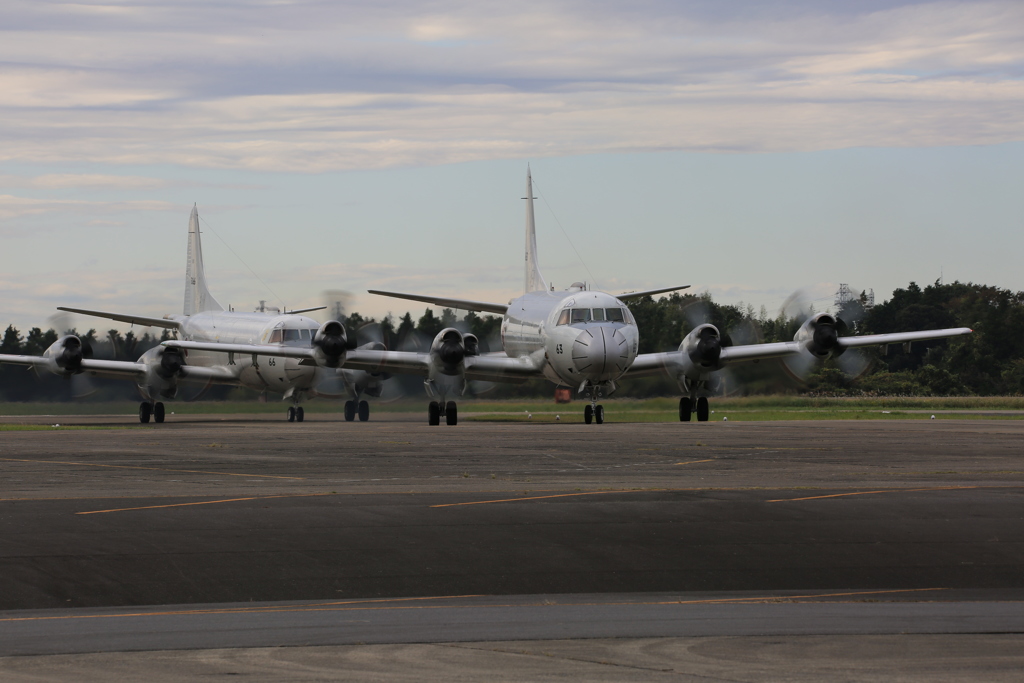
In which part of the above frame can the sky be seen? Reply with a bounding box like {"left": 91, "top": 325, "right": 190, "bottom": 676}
{"left": 2, "top": 0, "right": 1023, "bottom": 333}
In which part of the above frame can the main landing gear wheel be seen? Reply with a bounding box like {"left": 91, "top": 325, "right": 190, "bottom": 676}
{"left": 428, "top": 401, "right": 441, "bottom": 426}
{"left": 679, "top": 397, "right": 692, "bottom": 422}
{"left": 584, "top": 404, "right": 593, "bottom": 424}
{"left": 696, "top": 396, "right": 710, "bottom": 422}
{"left": 139, "top": 402, "right": 151, "bottom": 424}
{"left": 154, "top": 402, "right": 165, "bottom": 424}
{"left": 296, "top": 407, "right": 304, "bottom": 422}
{"left": 344, "top": 400, "right": 356, "bottom": 422}
{"left": 287, "top": 406, "right": 296, "bottom": 422}
{"left": 595, "top": 404, "right": 604, "bottom": 424}
{"left": 358, "top": 400, "right": 370, "bottom": 422}
{"left": 445, "top": 401, "right": 458, "bottom": 426}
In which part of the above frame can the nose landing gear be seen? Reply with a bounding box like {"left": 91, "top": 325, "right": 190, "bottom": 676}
{"left": 287, "top": 406, "right": 305, "bottom": 422}
{"left": 584, "top": 402, "right": 605, "bottom": 424}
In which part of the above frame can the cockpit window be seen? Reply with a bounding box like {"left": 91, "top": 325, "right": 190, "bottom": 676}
{"left": 559, "top": 308, "right": 631, "bottom": 325}
{"left": 570, "top": 308, "right": 591, "bottom": 323}
{"left": 268, "top": 329, "right": 283, "bottom": 344}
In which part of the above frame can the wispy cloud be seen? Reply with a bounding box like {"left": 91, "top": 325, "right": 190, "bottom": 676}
{"left": 0, "top": 195, "right": 176, "bottom": 222}
{"left": 1, "top": 1, "right": 1021, "bottom": 171}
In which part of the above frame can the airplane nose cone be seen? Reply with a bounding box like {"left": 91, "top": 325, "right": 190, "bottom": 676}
{"left": 572, "top": 326, "right": 630, "bottom": 381}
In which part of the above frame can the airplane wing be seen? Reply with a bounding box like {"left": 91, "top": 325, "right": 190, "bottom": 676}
{"left": 367, "top": 290, "right": 509, "bottom": 315}
{"left": 617, "top": 285, "right": 691, "bottom": 300}
{"left": 0, "top": 354, "right": 56, "bottom": 371}
{"left": 56, "top": 307, "right": 181, "bottom": 330}
{"left": 342, "top": 348, "right": 545, "bottom": 383}
{"left": 0, "top": 354, "right": 148, "bottom": 378}
{"left": 626, "top": 327, "right": 973, "bottom": 378}
{"left": 0, "top": 354, "right": 238, "bottom": 384}
{"left": 163, "top": 340, "right": 317, "bottom": 360}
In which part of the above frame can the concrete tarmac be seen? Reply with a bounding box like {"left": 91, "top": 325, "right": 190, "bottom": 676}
{"left": 1, "top": 415, "right": 1023, "bottom": 679}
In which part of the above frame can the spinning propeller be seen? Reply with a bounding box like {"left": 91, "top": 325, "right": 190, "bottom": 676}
{"left": 679, "top": 297, "right": 761, "bottom": 396}
{"left": 45, "top": 311, "right": 96, "bottom": 398}
{"left": 777, "top": 287, "right": 874, "bottom": 382}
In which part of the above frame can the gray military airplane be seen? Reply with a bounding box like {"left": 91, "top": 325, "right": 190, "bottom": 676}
{"left": 0, "top": 207, "right": 384, "bottom": 423}
{"left": 349, "top": 168, "right": 972, "bottom": 425}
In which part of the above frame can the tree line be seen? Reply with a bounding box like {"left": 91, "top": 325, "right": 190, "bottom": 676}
{"left": 1, "top": 279, "right": 1020, "bottom": 402}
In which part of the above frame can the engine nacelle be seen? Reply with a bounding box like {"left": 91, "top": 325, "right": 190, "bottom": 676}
{"left": 312, "top": 320, "right": 348, "bottom": 368}
{"left": 679, "top": 324, "right": 724, "bottom": 371}
{"left": 795, "top": 313, "right": 841, "bottom": 358}
{"left": 139, "top": 345, "right": 186, "bottom": 399}
{"left": 42, "top": 335, "right": 86, "bottom": 375}
{"left": 431, "top": 327, "right": 466, "bottom": 374}
{"left": 462, "top": 333, "right": 480, "bottom": 357}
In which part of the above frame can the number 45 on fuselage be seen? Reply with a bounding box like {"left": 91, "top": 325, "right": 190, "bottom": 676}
{"left": 353, "top": 168, "right": 972, "bottom": 425}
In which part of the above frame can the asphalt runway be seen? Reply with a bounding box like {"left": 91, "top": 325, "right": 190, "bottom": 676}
{"left": 1, "top": 415, "right": 1023, "bottom": 679}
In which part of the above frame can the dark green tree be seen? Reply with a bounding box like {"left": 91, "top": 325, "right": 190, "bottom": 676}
{"left": 417, "top": 308, "right": 443, "bottom": 339}
{"left": 0, "top": 325, "right": 21, "bottom": 354}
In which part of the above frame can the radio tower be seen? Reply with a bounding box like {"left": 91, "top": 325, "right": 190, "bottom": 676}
{"left": 834, "top": 284, "right": 875, "bottom": 311}
{"left": 834, "top": 283, "right": 853, "bottom": 310}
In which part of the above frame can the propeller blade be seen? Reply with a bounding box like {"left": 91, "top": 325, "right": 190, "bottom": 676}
{"left": 836, "top": 348, "right": 873, "bottom": 379}
{"left": 70, "top": 374, "right": 97, "bottom": 399}
{"left": 780, "top": 348, "right": 818, "bottom": 383}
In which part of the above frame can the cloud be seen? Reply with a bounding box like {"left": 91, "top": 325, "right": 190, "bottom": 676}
{"left": 0, "top": 1, "right": 1021, "bottom": 171}
{"left": 0, "top": 174, "right": 170, "bottom": 189}
{"left": 0, "top": 195, "right": 177, "bottom": 221}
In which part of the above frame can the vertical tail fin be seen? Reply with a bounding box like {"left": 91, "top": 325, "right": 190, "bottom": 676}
{"left": 524, "top": 166, "right": 548, "bottom": 293}
{"left": 184, "top": 205, "right": 223, "bottom": 316}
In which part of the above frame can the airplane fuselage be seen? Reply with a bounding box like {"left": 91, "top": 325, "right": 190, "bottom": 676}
{"left": 175, "top": 312, "right": 323, "bottom": 393}
{"left": 501, "top": 289, "right": 640, "bottom": 388}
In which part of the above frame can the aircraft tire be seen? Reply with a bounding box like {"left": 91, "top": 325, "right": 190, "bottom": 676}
{"left": 679, "top": 397, "right": 692, "bottom": 422}
{"left": 595, "top": 404, "right": 604, "bottom": 424}
{"left": 445, "top": 401, "right": 458, "bottom": 426}
{"left": 287, "top": 406, "right": 296, "bottom": 422}
{"left": 344, "top": 401, "right": 356, "bottom": 422}
{"left": 296, "top": 407, "right": 304, "bottom": 422}
{"left": 154, "top": 402, "right": 165, "bottom": 424}
{"left": 584, "top": 404, "right": 593, "bottom": 425}
{"left": 428, "top": 401, "right": 440, "bottom": 426}
{"left": 696, "top": 396, "right": 709, "bottom": 422}
{"left": 139, "top": 402, "right": 151, "bottom": 424}
{"left": 358, "top": 400, "right": 370, "bottom": 422}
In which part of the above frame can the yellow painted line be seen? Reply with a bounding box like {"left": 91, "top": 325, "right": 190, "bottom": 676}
{"left": 430, "top": 490, "right": 625, "bottom": 508}
{"left": 768, "top": 486, "right": 979, "bottom": 503}
{"left": 76, "top": 492, "right": 334, "bottom": 515}
{"left": 674, "top": 458, "right": 714, "bottom": 466}
{"left": 0, "top": 457, "right": 304, "bottom": 480}
{"left": 0, "top": 588, "right": 951, "bottom": 625}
